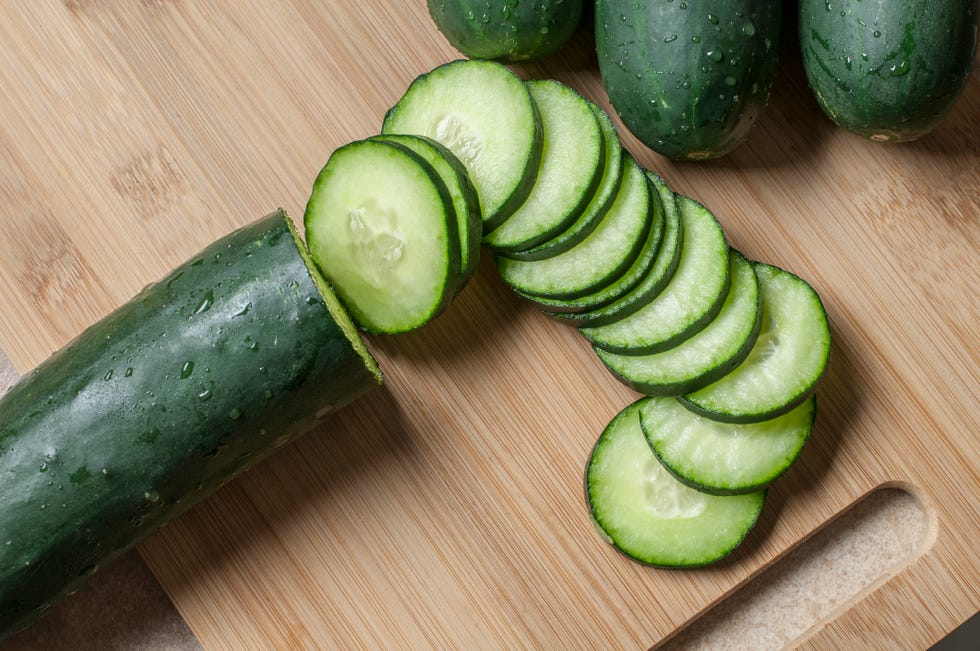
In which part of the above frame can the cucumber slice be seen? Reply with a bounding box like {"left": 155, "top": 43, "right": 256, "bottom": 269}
{"left": 502, "top": 103, "right": 624, "bottom": 262}
{"left": 552, "top": 171, "right": 683, "bottom": 327}
{"left": 496, "top": 155, "right": 651, "bottom": 300}
{"left": 304, "top": 139, "right": 460, "bottom": 334}
{"left": 595, "top": 250, "right": 760, "bottom": 396}
{"left": 640, "top": 395, "right": 815, "bottom": 496}
{"left": 680, "top": 262, "right": 831, "bottom": 423}
{"left": 370, "top": 134, "right": 482, "bottom": 291}
{"left": 483, "top": 80, "right": 604, "bottom": 252}
{"left": 585, "top": 400, "right": 765, "bottom": 567}
{"left": 381, "top": 59, "right": 542, "bottom": 231}
{"left": 516, "top": 176, "right": 665, "bottom": 316}
{"left": 581, "top": 194, "right": 729, "bottom": 354}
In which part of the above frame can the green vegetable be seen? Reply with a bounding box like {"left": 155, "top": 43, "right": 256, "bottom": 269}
{"left": 799, "top": 0, "right": 977, "bottom": 142}
{"left": 0, "top": 211, "right": 381, "bottom": 638}
{"left": 305, "top": 138, "right": 462, "bottom": 334}
{"left": 680, "top": 261, "right": 831, "bottom": 424}
{"left": 640, "top": 394, "right": 815, "bottom": 496}
{"left": 595, "top": 249, "right": 761, "bottom": 397}
{"left": 483, "top": 79, "right": 605, "bottom": 253}
{"left": 585, "top": 400, "right": 766, "bottom": 567}
{"left": 594, "top": 0, "right": 781, "bottom": 159}
{"left": 370, "top": 134, "right": 482, "bottom": 291}
{"left": 427, "top": 0, "right": 584, "bottom": 62}
{"left": 382, "top": 59, "right": 543, "bottom": 231}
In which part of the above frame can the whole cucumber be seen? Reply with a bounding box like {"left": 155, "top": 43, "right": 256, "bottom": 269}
{"left": 799, "top": 0, "right": 977, "bottom": 141}
{"left": 595, "top": 0, "right": 781, "bottom": 160}
{"left": 427, "top": 0, "right": 584, "bottom": 62}
{"left": 0, "top": 211, "right": 382, "bottom": 638}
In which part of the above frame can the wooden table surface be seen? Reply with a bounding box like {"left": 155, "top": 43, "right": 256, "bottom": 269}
{"left": 0, "top": 2, "right": 977, "bottom": 648}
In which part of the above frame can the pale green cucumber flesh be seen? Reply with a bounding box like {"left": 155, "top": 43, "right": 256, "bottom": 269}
{"left": 680, "top": 261, "right": 831, "bottom": 423}
{"left": 517, "top": 172, "right": 665, "bottom": 315}
{"left": 381, "top": 59, "right": 542, "bottom": 230}
{"left": 496, "top": 155, "right": 651, "bottom": 300}
{"left": 369, "top": 134, "right": 482, "bottom": 291}
{"left": 504, "top": 104, "right": 624, "bottom": 262}
{"left": 586, "top": 400, "right": 766, "bottom": 567}
{"left": 596, "top": 249, "right": 760, "bottom": 395}
{"left": 484, "top": 80, "right": 604, "bottom": 251}
{"left": 304, "top": 139, "right": 460, "bottom": 334}
{"left": 554, "top": 171, "right": 683, "bottom": 327}
{"left": 640, "top": 395, "right": 815, "bottom": 496}
{"left": 581, "top": 194, "right": 729, "bottom": 354}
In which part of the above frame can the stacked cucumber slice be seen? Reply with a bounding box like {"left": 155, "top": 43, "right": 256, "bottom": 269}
{"left": 308, "top": 59, "right": 831, "bottom": 566}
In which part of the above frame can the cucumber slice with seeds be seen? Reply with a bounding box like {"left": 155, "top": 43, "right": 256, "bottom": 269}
{"left": 640, "top": 395, "right": 815, "bottom": 496}
{"left": 483, "top": 79, "right": 604, "bottom": 252}
{"left": 552, "top": 171, "right": 683, "bottom": 327}
{"left": 502, "top": 103, "right": 624, "bottom": 262}
{"left": 304, "top": 139, "right": 460, "bottom": 334}
{"left": 595, "top": 250, "right": 760, "bottom": 396}
{"left": 581, "top": 194, "right": 728, "bottom": 354}
{"left": 370, "top": 134, "right": 482, "bottom": 291}
{"left": 496, "top": 155, "right": 651, "bottom": 300}
{"left": 585, "top": 400, "right": 765, "bottom": 567}
{"left": 382, "top": 59, "right": 542, "bottom": 231}
{"left": 680, "top": 261, "right": 831, "bottom": 423}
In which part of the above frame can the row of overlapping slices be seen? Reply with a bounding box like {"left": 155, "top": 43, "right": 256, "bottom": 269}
{"left": 303, "top": 58, "right": 831, "bottom": 567}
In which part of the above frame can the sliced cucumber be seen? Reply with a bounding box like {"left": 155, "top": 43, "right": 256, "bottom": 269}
{"left": 516, "top": 180, "right": 664, "bottom": 315}
{"left": 381, "top": 59, "right": 542, "bottom": 231}
{"left": 640, "top": 395, "right": 815, "bottom": 496}
{"left": 483, "top": 80, "right": 604, "bottom": 252}
{"left": 585, "top": 400, "right": 765, "bottom": 567}
{"left": 680, "top": 261, "right": 831, "bottom": 423}
{"left": 595, "top": 250, "right": 760, "bottom": 396}
{"left": 502, "top": 103, "right": 624, "bottom": 262}
{"left": 370, "top": 134, "right": 482, "bottom": 290}
{"left": 496, "top": 154, "right": 651, "bottom": 300}
{"left": 552, "top": 171, "right": 683, "bottom": 327}
{"left": 581, "top": 194, "right": 729, "bottom": 354}
{"left": 304, "top": 139, "right": 460, "bottom": 334}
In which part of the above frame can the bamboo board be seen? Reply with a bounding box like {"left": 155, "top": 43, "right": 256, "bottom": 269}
{"left": 0, "top": 2, "right": 977, "bottom": 648}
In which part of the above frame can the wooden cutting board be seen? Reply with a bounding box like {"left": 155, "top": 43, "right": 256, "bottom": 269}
{"left": 0, "top": 2, "right": 976, "bottom": 648}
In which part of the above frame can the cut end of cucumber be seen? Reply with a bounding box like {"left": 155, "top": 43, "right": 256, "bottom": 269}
{"left": 284, "top": 211, "right": 383, "bottom": 385}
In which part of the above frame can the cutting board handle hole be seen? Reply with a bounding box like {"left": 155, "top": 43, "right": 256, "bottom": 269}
{"left": 655, "top": 484, "right": 932, "bottom": 651}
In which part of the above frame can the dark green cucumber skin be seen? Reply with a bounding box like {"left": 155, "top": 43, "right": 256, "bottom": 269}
{"left": 595, "top": 0, "right": 781, "bottom": 160}
{"left": 427, "top": 0, "right": 585, "bottom": 62}
{"left": 0, "top": 212, "right": 380, "bottom": 638}
{"left": 799, "top": 0, "right": 976, "bottom": 142}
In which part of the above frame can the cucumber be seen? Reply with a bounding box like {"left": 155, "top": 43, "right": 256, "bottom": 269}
{"left": 595, "top": 0, "right": 781, "bottom": 159}
{"left": 581, "top": 195, "right": 729, "bottom": 355}
{"left": 547, "top": 171, "right": 683, "bottom": 327}
{"left": 304, "top": 138, "right": 461, "bottom": 334}
{"left": 799, "top": 0, "right": 977, "bottom": 142}
{"left": 595, "top": 250, "right": 761, "bottom": 396}
{"left": 427, "top": 0, "right": 584, "bottom": 63}
{"left": 504, "top": 103, "right": 624, "bottom": 262}
{"left": 680, "top": 261, "right": 831, "bottom": 423}
{"left": 483, "top": 79, "right": 604, "bottom": 252}
{"left": 516, "top": 177, "right": 665, "bottom": 316}
{"left": 640, "top": 395, "right": 815, "bottom": 496}
{"left": 370, "top": 134, "right": 482, "bottom": 290}
{"left": 585, "top": 400, "right": 766, "bottom": 567}
{"left": 496, "top": 154, "right": 651, "bottom": 300}
{"left": 381, "top": 59, "right": 542, "bottom": 231}
{"left": 0, "top": 212, "right": 382, "bottom": 637}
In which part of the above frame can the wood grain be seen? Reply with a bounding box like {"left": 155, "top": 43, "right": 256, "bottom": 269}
{"left": 0, "top": 1, "right": 976, "bottom": 648}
